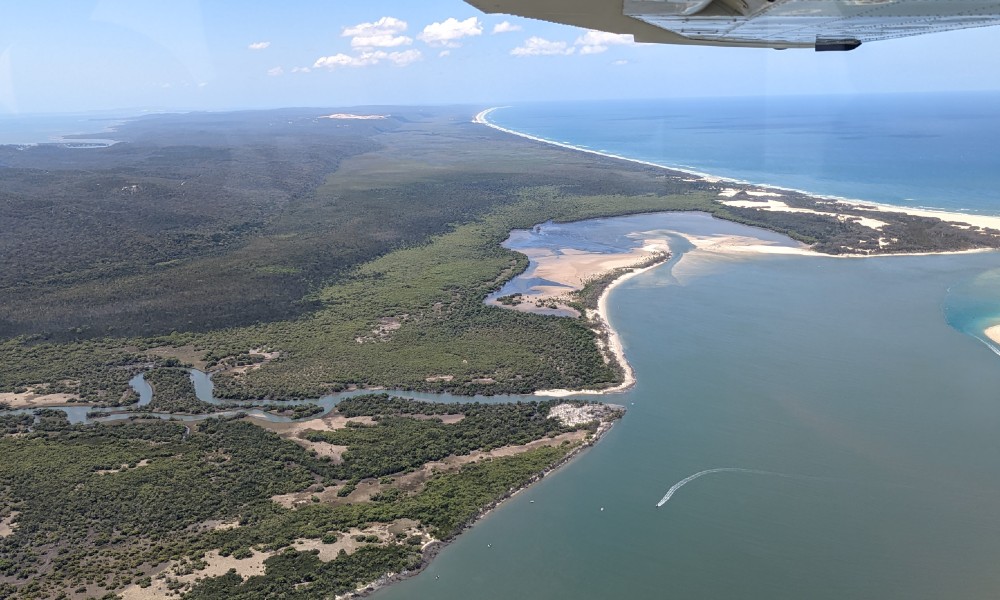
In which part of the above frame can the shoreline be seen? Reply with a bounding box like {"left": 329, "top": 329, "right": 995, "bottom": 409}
{"left": 473, "top": 107, "right": 1000, "bottom": 234}
{"left": 534, "top": 257, "right": 668, "bottom": 397}
{"left": 349, "top": 411, "right": 622, "bottom": 598}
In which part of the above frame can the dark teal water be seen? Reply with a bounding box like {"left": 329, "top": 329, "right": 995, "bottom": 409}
{"left": 489, "top": 93, "right": 1000, "bottom": 213}
{"left": 377, "top": 213, "right": 1000, "bottom": 600}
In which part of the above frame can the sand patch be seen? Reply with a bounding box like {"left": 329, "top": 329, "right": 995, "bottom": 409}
{"left": 719, "top": 188, "right": 784, "bottom": 198}
{"left": 721, "top": 199, "right": 889, "bottom": 230}
{"left": 837, "top": 200, "right": 1000, "bottom": 231}
{"left": 0, "top": 512, "right": 19, "bottom": 538}
{"left": 250, "top": 414, "right": 375, "bottom": 436}
{"left": 292, "top": 519, "right": 428, "bottom": 562}
{"left": 145, "top": 345, "right": 210, "bottom": 370}
{"left": 491, "top": 236, "right": 670, "bottom": 318}
{"left": 95, "top": 459, "right": 151, "bottom": 475}
{"left": 392, "top": 430, "right": 587, "bottom": 494}
{"left": 118, "top": 549, "right": 273, "bottom": 600}
{"left": 321, "top": 113, "right": 388, "bottom": 120}
{"left": 424, "top": 375, "right": 454, "bottom": 382}
{"left": 984, "top": 325, "right": 1000, "bottom": 346}
{"left": 272, "top": 478, "right": 384, "bottom": 509}
{"left": 0, "top": 388, "right": 79, "bottom": 409}
{"left": 548, "top": 403, "right": 620, "bottom": 427}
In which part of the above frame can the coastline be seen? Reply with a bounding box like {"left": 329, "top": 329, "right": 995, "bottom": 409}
{"left": 349, "top": 410, "right": 622, "bottom": 599}
{"left": 534, "top": 258, "right": 667, "bottom": 397}
{"left": 473, "top": 107, "right": 1000, "bottom": 235}
{"left": 475, "top": 105, "right": 1000, "bottom": 398}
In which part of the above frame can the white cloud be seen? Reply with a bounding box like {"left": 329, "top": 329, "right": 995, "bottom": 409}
{"left": 385, "top": 49, "right": 421, "bottom": 66}
{"left": 439, "top": 50, "right": 451, "bottom": 58}
{"left": 267, "top": 66, "right": 284, "bottom": 76}
{"left": 511, "top": 37, "right": 575, "bottom": 57}
{"left": 575, "top": 30, "right": 633, "bottom": 54}
{"left": 492, "top": 21, "right": 521, "bottom": 34}
{"left": 292, "top": 66, "right": 311, "bottom": 73}
{"left": 343, "top": 17, "right": 412, "bottom": 49}
{"left": 612, "top": 59, "right": 629, "bottom": 66}
{"left": 418, "top": 17, "right": 483, "bottom": 47}
{"left": 248, "top": 41, "right": 271, "bottom": 50}
{"left": 313, "top": 49, "right": 421, "bottom": 70}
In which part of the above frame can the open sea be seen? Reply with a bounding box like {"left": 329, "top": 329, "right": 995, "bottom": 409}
{"left": 374, "top": 95, "right": 1000, "bottom": 599}
{"left": 488, "top": 93, "right": 1000, "bottom": 214}
{"left": 0, "top": 113, "right": 126, "bottom": 146}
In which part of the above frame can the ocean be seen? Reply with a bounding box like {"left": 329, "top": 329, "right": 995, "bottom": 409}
{"left": 374, "top": 96, "right": 1000, "bottom": 599}
{"left": 0, "top": 113, "right": 125, "bottom": 146}
{"left": 488, "top": 93, "right": 1000, "bottom": 214}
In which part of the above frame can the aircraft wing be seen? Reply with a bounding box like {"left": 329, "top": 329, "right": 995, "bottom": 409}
{"left": 465, "top": 0, "right": 1000, "bottom": 51}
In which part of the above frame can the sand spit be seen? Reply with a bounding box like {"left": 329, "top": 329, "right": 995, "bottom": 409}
{"left": 534, "top": 257, "right": 667, "bottom": 397}
{"left": 984, "top": 325, "right": 1000, "bottom": 346}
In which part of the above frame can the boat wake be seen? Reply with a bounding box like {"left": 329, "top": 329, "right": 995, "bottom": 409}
{"left": 656, "top": 468, "right": 796, "bottom": 508}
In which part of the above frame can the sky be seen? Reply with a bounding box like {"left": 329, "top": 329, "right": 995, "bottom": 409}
{"left": 2, "top": 0, "right": 999, "bottom": 114}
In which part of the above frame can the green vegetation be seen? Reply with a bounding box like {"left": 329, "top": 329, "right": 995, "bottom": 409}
{"left": 3, "top": 105, "right": 996, "bottom": 598}
{"left": 303, "top": 395, "right": 576, "bottom": 480}
{"left": 140, "top": 368, "right": 212, "bottom": 414}
{"left": 6, "top": 107, "right": 997, "bottom": 403}
{"left": 0, "top": 394, "right": 594, "bottom": 599}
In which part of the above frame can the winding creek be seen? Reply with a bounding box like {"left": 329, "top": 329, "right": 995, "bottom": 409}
{"left": 1, "top": 368, "right": 552, "bottom": 426}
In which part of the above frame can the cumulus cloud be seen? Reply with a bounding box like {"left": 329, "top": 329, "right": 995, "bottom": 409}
{"left": 439, "top": 50, "right": 451, "bottom": 58}
{"left": 611, "top": 59, "right": 629, "bottom": 66}
{"left": 291, "top": 66, "right": 311, "bottom": 73}
{"left": 343, "top": 16, "right": 412, "bottom": 49}
{"left": 248, "top": 41, "right": 271, "bottom": 50}
{"left": 313, "top": 49, "right": 421, "bottom": 70}
{"left": 575, "top": 30, "right": 633, "bottom": 54}
{"left": 267, "top": 66, "right": 284, "bottom": 76}
{"left": 418, "top": 17, "right": 482, "bottom": 47}
{"left": 511, "top": 37, "right": 575, "bottom": 57}
{"left": 492, "top": 21, "right": 521, "bottom": 34}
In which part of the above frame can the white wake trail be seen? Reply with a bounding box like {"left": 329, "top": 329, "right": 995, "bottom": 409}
{"left": 656, "top": 468, "right": 793, "bottom": 507}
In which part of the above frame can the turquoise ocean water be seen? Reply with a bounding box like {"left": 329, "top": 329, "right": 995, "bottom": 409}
{"left": 373, "top": 96, "right": 1000, "bottom": 599}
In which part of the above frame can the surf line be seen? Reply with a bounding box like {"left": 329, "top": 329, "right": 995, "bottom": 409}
{"left": 656, "top": 468, "right": 797, "bottom": 508}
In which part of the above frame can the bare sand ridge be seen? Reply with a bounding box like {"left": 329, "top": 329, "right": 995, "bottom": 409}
{"left": 0, "top": 388, "right": 79, "bottom": 409}
{"left": 0, "top": 512, "right": 19, "bottom": 538}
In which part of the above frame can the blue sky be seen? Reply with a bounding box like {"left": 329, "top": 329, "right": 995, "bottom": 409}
{"left": 2, "top": 0, "right": 999, "bottom": 114}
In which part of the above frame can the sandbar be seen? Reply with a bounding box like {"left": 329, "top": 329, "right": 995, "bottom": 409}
{"left": 984, "top": 325, "right": 1000, "bottom": 346}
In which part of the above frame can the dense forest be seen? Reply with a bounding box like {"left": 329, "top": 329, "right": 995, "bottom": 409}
{"left": 0, "top": 395, "right": 609, "bottom": 599}
{"left": 5, "top": 106, "right": 1000, "bottom": 403}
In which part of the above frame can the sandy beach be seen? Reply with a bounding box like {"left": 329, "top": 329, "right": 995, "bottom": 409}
{"left": 475, "top": 106, "right": 1000, "bottom": 235}
{"left": 984, "top": 325, "right": 1000, "bottom": 346}
{"left": 476, "top": 104, "right": 1000, "bottom": 397}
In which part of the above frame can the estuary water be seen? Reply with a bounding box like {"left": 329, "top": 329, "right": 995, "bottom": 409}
{"left": 377, "top": 213, "right": 1000, "bottom": 600}
{"left": 376, "top": 95, "right": 1000, "bottom": 599}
